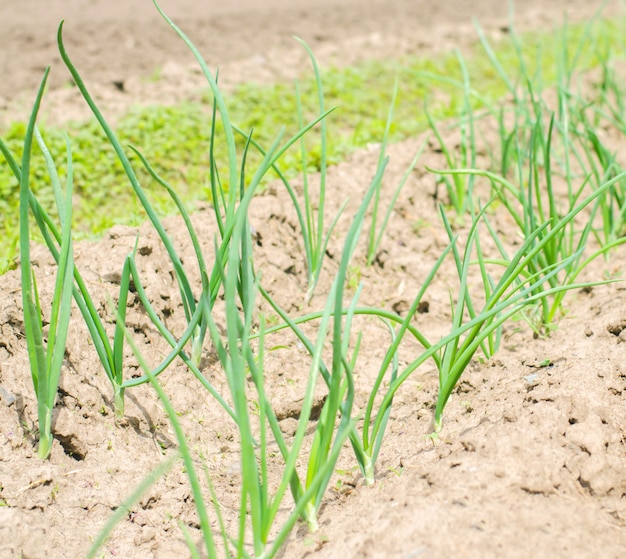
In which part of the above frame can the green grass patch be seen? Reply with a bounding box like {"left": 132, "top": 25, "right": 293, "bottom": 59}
{"left": 1, "top": 13, "right": 625, "bottom": 273}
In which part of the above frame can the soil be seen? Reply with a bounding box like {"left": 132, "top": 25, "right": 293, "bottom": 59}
{"left": 1, "top": 1, "right": 626, "bottom": 558}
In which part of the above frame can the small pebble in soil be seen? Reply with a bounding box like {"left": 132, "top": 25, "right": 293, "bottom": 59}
{"left": 0, "top": 386, "right": 16, "bottom": 406}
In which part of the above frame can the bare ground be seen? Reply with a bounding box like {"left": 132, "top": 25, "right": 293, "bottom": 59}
{"left": 1, "top": 1, "right": 625, "bottom": 558}
{"left": 0, "top": 0, "right": 620, "bottom": 126}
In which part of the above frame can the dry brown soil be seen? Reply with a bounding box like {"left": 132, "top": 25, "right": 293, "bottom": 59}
{"left": 1, "top": 1, "right": 626, "bottom": 558}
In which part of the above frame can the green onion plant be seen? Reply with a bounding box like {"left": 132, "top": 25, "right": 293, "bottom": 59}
{"left": 366, "top": 80, "right": 424, "bottom": 265}
{"left": 293, "top": 38, "right": 343, "bottom": 302}
{"left": 424, "top": 50, "right": 477, "bottom": 219}
{"left": 366, "top": 191, "right": 618, "bottom": 433}
{"left": 57, "top": 19, "right": 211, "bottom": 369}
{"left": 16, "top": 68, "right": 75, "bottom": 460}
{"left": 2, "top": 129, "right": 132, "bottom": 419}
{"left": 234, "top": 37, "right": 345, "bottom": 304}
